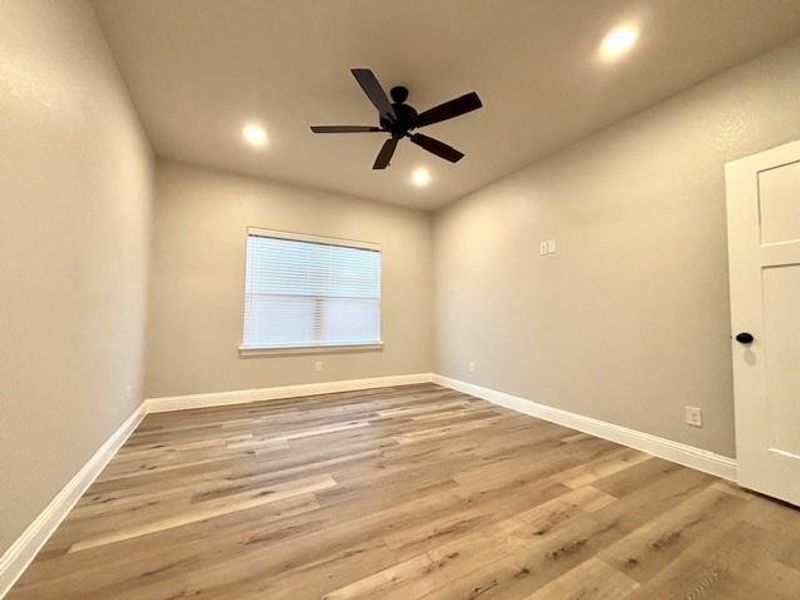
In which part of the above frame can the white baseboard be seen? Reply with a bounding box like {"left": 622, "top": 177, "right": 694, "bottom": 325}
{"left": 0, "top": 403, "right": 145, "bottom": 598}
{"left": 146, "top": 373, "right": 434, "bottom": 413}
{"left": 432, "top": 374, "right": 737, "bottom": 482}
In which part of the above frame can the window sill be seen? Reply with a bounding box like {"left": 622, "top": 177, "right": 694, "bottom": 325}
{"left": 238, "top": 341, "right": 384, "bottom": 357}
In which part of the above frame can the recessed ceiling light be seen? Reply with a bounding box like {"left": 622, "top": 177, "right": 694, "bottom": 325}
{"left": 411, "top": 167, "right": 431, "bottom": 187}
{"left": 242, "top": 123, "right": 268, "bottom": 147}
{"left": 598, "top": 25, "right": 639, "bottom": 62}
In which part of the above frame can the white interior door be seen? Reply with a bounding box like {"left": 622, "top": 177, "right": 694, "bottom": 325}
{"left": 726, "top": 139, "right": 800, "bottom": 505}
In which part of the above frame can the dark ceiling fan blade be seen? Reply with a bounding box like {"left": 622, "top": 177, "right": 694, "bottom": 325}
{"left": 414, "top": 92, "right": 483, "bottom": 128}
{"left": 310, "top": 126, "right": 383, "bottom": 133}
{"left": 373, "top": 137, "right": 399, "bottom": 169}
{"left": 351, "top": 68, "right": 397, "bottom": 122}
{"left": 409, "top": 133, "right": 464, "bottom": 163}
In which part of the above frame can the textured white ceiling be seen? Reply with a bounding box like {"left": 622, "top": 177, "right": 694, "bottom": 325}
{"left": 93, "top": 0, "right": 800, "bottom": 209}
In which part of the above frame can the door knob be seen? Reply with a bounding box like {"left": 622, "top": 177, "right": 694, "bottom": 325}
{"left": 735, "top": 332, "right": 754, "bottom": 344}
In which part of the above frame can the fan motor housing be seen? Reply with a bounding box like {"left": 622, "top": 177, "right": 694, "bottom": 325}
{"left": 381, "top": 86, "right": 418, "bottom": 136}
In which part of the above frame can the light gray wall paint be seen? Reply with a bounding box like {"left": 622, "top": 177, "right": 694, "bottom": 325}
{"left": 434, "top": 39, "right": 800, "bottom": 458}
{"left": 144, "top": 161, "right": 434, "bottom": 399}
{"left": 0, "top": 0, "right": 153, "bottom": 553}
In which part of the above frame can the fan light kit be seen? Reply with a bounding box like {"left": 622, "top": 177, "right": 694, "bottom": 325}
{"left": 311, "top": 68, "right": 483, "bottom": 170}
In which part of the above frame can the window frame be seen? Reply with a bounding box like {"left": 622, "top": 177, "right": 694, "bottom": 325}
{"left": 239, "top": 227, "right": 383, "bottom": 356}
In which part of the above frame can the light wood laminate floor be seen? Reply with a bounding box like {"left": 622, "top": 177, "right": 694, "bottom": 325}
{"left": 8, "top": 383, "right": 800, "bottom": 599}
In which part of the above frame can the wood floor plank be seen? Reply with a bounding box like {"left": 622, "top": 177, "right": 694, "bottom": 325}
{"left": 522, "top": 557, "right": 639, "bottom": 600}
{"left": 68, "top": 473, "right": 337, "bottom": 553}
{"left": 598, "top": 484, "right": 747, "bottom": 583}
{"left": 8, "top": 383, "right": 800, "bottom": 599}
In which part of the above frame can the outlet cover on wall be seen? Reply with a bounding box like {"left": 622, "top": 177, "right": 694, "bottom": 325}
{"left": 685, "top": 406, "right": 703, "bottom": 428}
{"left": 468, "top": 362, "right": 475, "bottom": 373}
{"left": 314, "top": 360, "right": 324, "bottom": 372}
{"left": 540, "top": 239, "right": 556, "bottom": 255}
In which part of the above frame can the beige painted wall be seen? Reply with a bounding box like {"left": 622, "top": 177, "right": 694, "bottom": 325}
{"left": 144, "top": 161, "right": 433, "bottom": 399}
{"left": 434, "top": 39, "right": 800, "bottom": 458}
{"left": 0, "top": 0, "right": 153, "bottom": 553}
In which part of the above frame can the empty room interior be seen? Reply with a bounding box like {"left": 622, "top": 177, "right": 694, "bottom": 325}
{"left": 4, "top": 0, "right": 800, "bottom": 598}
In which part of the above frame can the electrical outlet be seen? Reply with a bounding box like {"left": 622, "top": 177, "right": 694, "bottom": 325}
{"left": 685, "top": 406, "right": 703, "bottom": 428}
{"left": 468, "top": 362, "right": 475, "bottom": 373}
{"left": 539, "top": 241, "right": 549, "bottom": 255}
{"left": 547, "top": 239, "right": 557, "bottom": 254}
{"left": 125, "top": 384, "right": 133, "bottom": 401}
{"left": 314, "top": 360, "right": 324, "bottom": 372}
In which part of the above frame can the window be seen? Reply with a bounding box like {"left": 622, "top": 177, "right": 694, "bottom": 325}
{"left": 241, "top": 228, "right": 381, "bottom": 351}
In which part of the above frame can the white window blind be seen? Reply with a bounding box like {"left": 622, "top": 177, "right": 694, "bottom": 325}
{"left": 242, "top": 230, "right": 381, "bottom": 349}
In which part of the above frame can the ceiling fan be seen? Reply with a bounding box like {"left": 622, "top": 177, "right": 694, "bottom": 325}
{"left": 310, "top": 68, "right": 483, "bottom": 170}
